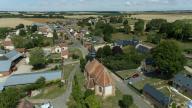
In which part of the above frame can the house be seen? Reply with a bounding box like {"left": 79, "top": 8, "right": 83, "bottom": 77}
{"left": 114, "top": 39, "right": 139, "bottom": 47}
{"left": 0, "top": 50, "right": 22, "bottom": 77}
{"left": 0, "top": 70, "right": 61, "bottom": 91}
{"left": 53, "top": 43, "right": 68, "bottom": 53}
{"left": 84, "top": 59, "right": 115, "bottom": 97}
{"left": 61, "top": 49, "right": 69, "bottom": 59}
{"left": 188, "top": 100, "right": 192, "bottom": 108}
{"left": 172, "top": 74, "right": 192, "bottom": 96}
{"left": 46, "top": 32, "right": 53, "bottom": 38}
{"left": 135, "top": 44, "right": 153, "bottom": 53}
{"left": 2, "top": 38, "right": 15, "bottom": 50}
{"left": 143, "top": 84, "right": 171, "bottom": 108}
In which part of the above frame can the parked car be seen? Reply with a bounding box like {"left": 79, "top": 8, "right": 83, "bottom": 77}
{"left": 132, "top": 73, "right": 139, "bottom": 78}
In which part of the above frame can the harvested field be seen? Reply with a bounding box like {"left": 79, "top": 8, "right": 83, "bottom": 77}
{"left": 0, "top": 18, "right": 34, "bottom": 27}
{"left": 131, "top": 14, "right": 192, "bottom": 22}
{"left": 64, "top": 15, "right": 99, "bottom": 19}
{"left": 24, "top": 18, "right": 65, "bottom": 23}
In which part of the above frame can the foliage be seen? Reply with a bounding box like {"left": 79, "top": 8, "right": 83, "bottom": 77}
{"left": 0, "top": 88, "right": 24, "bottom": 108}
{"left": 96, "top": 46, "right": 145, "bottom": 71}
{"left": 124, "top": 25, "right": 131, "bottom": 34}
{"left": 134, "top": 19, "right": 145, "bottom": 33}
{"left": 85, "top": 95, "right": 101, "bottom": 108}
{"left": 0, "top": 27, "right": 9, "bottom": 39}
{"left": 19, "top": 29, "right": 26, "bottom": 36}
{"left": 112, "top": 46, "right": 123, "bottom": 55}
{"left": 84, "top": 89, "right": 95, "bottom": 99}
{"left": 53, "top": 30, "right": 58, "bottom": 44}
{"left": 146, "top": 19, "right": 167, "bottom": 31}
{"left": 119, "top": 95, "right": 133, "bottom": 108}
{"left": 152, "top": 40, "right": 186, "bottom": 78}
{"left": 16, "top": 24, "right": 24, "bottom": 29}
{"left": 147, "top": 32, "right": 161, "bottom": 44}
{"left": 80, "top": 58, "right": 87, "bottom": 72}
{"left": 29, "top": 47, "right": 46, "bottom": 69}
{"left": 159, "top": 20, "right": 192, "bottom": 41}
{"left": 31, "top": 25, "right": 38, "bottom": 33}
{"left": 123, "top": 19, "right": 128, "bottom": 25}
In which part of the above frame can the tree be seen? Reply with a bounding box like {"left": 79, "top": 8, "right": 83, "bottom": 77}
{"left": 0, "top": 27, "right": 9, "bottom": 39}
{"left": 96, "top": 48, "right": 103, "bottom": 58}
{"left": 16, "top": 24, "right": 24, "bottom": 29}
{"left": 80, "top": 58, "right": 86, "bottom": 72}
{"left": 119, "top": 95, "right": 133, "bottom": 108}
{"left": 103, "top": 33, "right": 112, "bottom": 42}
{"left": 85, "top": 95, "right": 101, "bottom": 108}
{"left": 124, "top": 25, "right": 131, "bottom": 34}
{"left": 19, "top": 29, "right": 26, "bottom": 36}
{"left": 31, "top": 25, "right": 37, "bottom": 33}
{"left": 146, "top": 19, "right": 167, "bottom": 31}
{"left": 123, "top": 19, "right": 128, "bottom": 25}
{"left": 29, "top": 47, "right": 46, "bottom": 69}
{"left": 103, "top": 45, "right": 112, "bottom": 56}
{"left": 134, "top": 19, "right": 145, "bottom": 33}
{"left": 112, "top": 46, "right": 123, "bottom": 55}
{"left": 53, "top": 30, "right": 58, "bottom": 44}
{"left": 0, "top": 88, "right": 24, "bottom": 108}
{"left": 152, "top": 40, "right": 186, "bottom": 78}
{"left": 84, "top": 89, "right": 94, "bottom": 99}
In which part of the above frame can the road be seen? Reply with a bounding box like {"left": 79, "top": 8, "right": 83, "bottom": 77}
{"left": 110, "top": 73, "right": 153, "bottom": 108}
{"left": 52, "top": 64, "right": 79, "bottom": 108}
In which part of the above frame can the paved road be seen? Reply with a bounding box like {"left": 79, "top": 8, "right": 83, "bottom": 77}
{"left": 52, "top": 64, "right": 79, "bottom": 108}
{"left": 110, "top": 73, "right": 153, "bottom": 108}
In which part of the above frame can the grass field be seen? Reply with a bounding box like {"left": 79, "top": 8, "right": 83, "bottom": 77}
{"left": 24, "top": 18, "right": 65, "bottom": 23}
{"left": 115, "top": 69, "right": 137, "bottom": 79}
{"left": 101, "top": 89, "right": 138, "bottom": 108}
{"left": 112, "top": 33, "right": 134, "bottom": 41}
{"left": 63, "top": 63, "right": 76, "bottom": 79}
{"left": 32, "top": 84, "right": 66, "bottom": 99}
{"left": 131, "top": 13, "right": 192, "bottom": 22}
{"left": 0, "top": 18, "right": 34, "bottom": 27}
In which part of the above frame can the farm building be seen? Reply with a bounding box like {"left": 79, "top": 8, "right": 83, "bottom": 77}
{"left": 2, "top": 38, "right": 15, "bottom": 50}
{"left": 0, "top": 70, "right": 61, "bottom": 91}
{"left": 0, "top": 50, "right": 22, "bottom": 77}
{"left": 172, "top": 74, "right": 192, "bottom": 96}
{"left": 84, "top": 59, "right": 115, "bottom": 97}
{"left": 143, "top": 84, "right": 171, "bottom": 108}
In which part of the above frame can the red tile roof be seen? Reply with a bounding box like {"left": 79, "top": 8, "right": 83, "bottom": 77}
{"left": 85, "top": 59, "right": 112, "bottom": 87}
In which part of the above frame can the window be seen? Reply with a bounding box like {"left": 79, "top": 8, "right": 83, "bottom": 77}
{"left": 99, "top": 87, "right": 102, "bottom": 93}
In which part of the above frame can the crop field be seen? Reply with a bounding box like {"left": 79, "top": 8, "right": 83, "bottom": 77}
{"left": 0, "top": 18, "right": 34, "bottom": 27}
{"left": 24, "top": 18, "right": 65, "bottom": 23}
{"left": 131, "top": 13, "right": 192, "bottom": 22}
{"left": 64, "top": 15, "right": 100, "bottom": 19}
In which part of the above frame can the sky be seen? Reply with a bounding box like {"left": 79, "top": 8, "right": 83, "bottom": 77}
{"left": 0, "top": 0, "right": 192, "bottom": 11}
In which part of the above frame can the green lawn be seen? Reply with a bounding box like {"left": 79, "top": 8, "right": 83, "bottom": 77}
{"left": 101, "top": 89, "right": 138, "bottom": 108}
{"left": 69, "top": 48, "right": 83, "bottom": 59}
{"left": 63, "top": 64, "right": 76, "bottom": 79}
{"left": 133, "top": 77, "right": 164, "bottom": 90}
{"left": 115, "top": 69, "right": 137, "bottom": 79}
{"left": 177, "top": 41, "right": 192, "bottom": 51}
{"left": 112, "top": 33, "right": 134, "bottom": 41}
{"left": 32, "top": 84, "right": 67, "bottom": 99}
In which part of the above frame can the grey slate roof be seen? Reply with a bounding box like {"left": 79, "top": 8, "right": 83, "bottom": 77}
{"left": 143, "top": 84, "right": 170, "bottom": 106}
{"left": 5, "top": 50, "right": 22, "bottom": 62}
{"left": 0, "top": 70, "right": 61, "bottom": 91}
{"left": 173, "top": 74, "right": 192, "bottom": 90}
{"left": 0, "top": 60, "right": 12, "bottom": 72}
{"left": 0, "top": 50, "right": 22, "bottom": 72}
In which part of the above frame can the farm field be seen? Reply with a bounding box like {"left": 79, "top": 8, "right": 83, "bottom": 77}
{"left": 24, "top": 18, "right": 65, "bottom": 23}
{"left": 64, "top": 15, "right": 100, "bottom": 19}
{"left": 131, "top": 13, "right": 192, "bottom": 22}
{"left": 0, "top": 18, "right": 34, "bottom": 27}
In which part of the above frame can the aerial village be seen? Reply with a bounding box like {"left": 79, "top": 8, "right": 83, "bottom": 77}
{"left": 0, "top": 11, "right": 192, "bottom": 108}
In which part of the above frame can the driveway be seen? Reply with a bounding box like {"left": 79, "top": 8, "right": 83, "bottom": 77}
{"left": 110, "top": 72, "right": 153, "bottom": 108}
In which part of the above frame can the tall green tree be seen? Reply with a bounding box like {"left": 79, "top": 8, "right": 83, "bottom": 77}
{"left": 53, "top": 30, "right": 58, "bottom": 44}
{"left": 124, "top": 25, "right": 131, "bottom": 34}
{"left": 152, "top": 40, "right": 186, "bottom": 78}
{"left": 123, "top": 19, "right": 129, "bottom": 25}
{"left": 119, "top": 95, "right": 133, "bottom": 108}
{"left": 0, "top": 88, "right": 24, "bottom": 108}
{"left": 29, "top": 47, "right": 46, "bottom": 69}
{"left": 134, "top": 19, "right": 145, "bottom": 33}
{"left": 146, "top": 19, "right": 167, "bottom": 31}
